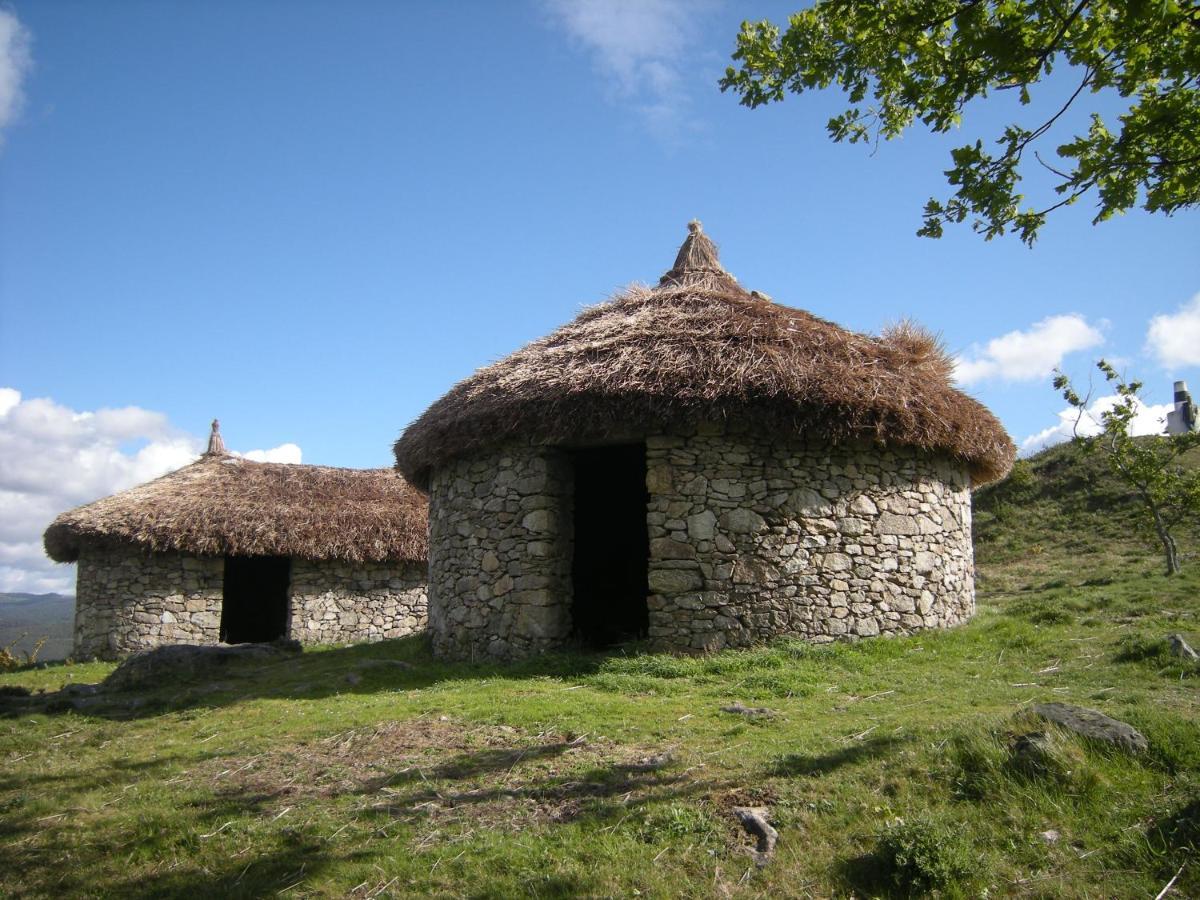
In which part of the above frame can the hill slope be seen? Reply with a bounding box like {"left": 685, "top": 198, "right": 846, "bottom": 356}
{"left": 0, "top": 592, "right": 74, "bottom": 660}
{"left": 974, "top": 438, "right": 1200, "bottom": 590}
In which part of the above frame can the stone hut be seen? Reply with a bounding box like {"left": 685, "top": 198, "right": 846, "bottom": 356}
{"left": 44, "top": 422, "right": 429, "bottom": 659}
{"left": 394, "top": 222, "right": 1015, "bottom": 661}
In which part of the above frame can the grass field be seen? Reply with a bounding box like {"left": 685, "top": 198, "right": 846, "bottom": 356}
{"left": 1, "top": 444, "right": 1197, "bottom": 898}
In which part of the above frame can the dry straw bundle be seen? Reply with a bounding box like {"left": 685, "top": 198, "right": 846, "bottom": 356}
{"left": 395, "top": 222, "right": 1014, "bottom": 488}
{"left": 45, "top": 449, "right": 428, "bottom": 564}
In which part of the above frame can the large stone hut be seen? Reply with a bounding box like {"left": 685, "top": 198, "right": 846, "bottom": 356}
{"left": 45, "top": 422, "right": 429, "bottom": 659}
{"left": 395, "top": 222, "right": 1015, "bottom": 661}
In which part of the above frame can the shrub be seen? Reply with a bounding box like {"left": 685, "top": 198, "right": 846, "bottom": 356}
{"left": 874, "top": 816, "right": 974, "bottom": 894}
{"left": 0, "top": 636, "right": 45, "bottom": 673}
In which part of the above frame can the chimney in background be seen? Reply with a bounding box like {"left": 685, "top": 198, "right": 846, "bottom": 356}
{"left": 1166, "top": 381, "right": 1198, "bottom": 435}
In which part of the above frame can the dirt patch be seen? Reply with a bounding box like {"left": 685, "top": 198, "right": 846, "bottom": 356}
{"left": 199, "top": 717, "right": 708, "bottom": 833}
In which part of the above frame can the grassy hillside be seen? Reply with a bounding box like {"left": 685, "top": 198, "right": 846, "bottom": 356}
{"left": 0, "top": 592, "right": 74, "bottom": 661}
{"left": 973, "top": 439, "right": 1200, "bottom": 590}
{"left": 0, "top": 445, "right": 1196, "bottom": 898}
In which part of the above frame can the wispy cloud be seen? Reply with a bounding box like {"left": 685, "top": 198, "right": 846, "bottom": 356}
{"left": 953, "top": 314, "right": 1104, "bottom": 386}
{"left": 1146, "top": 292, "right": 1200, "bottom": 369}
{"left": 0, "top": 389, "right": 301, "bottom": 594}
{"left": 0, "top": 7, "right": 32, "bottom": 146}
{"left": 542, "top": 0, "right": 716, "bottom": 142}
{"left": 1019, "top": 392, "right": 1172, "bottom": 456}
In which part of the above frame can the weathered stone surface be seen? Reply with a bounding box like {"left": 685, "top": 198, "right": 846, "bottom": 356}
{"left": 732, "top": 806, "right": 778, "bottom": 866}
{"left": 648, "top": 568, "right": 704, "bottom": 594}
{"left": 426, "top": 446, "right": 574, "bottom": 660}
{"left": 721, "top": 702, "right": 776, "bottom": 718}
{"left": 1032, "top": 702, "right": 1148, "bottom": 753}
{"left": 650, "top": 538, "right": 696, "bottom": 560}
{"left": 103, "top": 641, "right": 300, "bottom": 692}
{"left": 849, "top": 495, "right": 878, "bottom": 515}
{"left": 644, "top": 433, "right": 973, "bottom": 652}
{"left": 1167, "top": 633, "right": 1198, "bottom": 661}
{"left": 720, "top": 509, "right": 767, "bottom": 534}
{"left": 686, "top": 510, "right": 717, "bottom": 540}
{"left": 877, "top": 512, "right": 919, "bottom": 535}
{"left": 516, "top": 603, "right": 570, "bottom": 639}
{"left": 426, "top": 430, "right": 975, "bottom": 661}
{"left": 74, "top": 544, "right": 427, "bottom": 660}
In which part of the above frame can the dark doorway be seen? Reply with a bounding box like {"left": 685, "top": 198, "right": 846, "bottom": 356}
{"left": 570, "top": 443, "right": 650, "bottom": 647}
{"left": 220, "top": 556, "right": 290, "bottom": 644}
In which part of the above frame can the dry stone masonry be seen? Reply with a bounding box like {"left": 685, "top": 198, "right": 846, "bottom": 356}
{"left": 73, "top": 543, "right": 427, "bottom": 659}
{"left": 644, "top": 429, "right": 973, "bottom": 652}
{"left": 426, "top": 447, "right": 574, "bottom": 660}
{"left": 290, "top": 558, "right": 427, "bottom": 645}
{"left": 426, "top": 427, "right": 974, "bottom": 661}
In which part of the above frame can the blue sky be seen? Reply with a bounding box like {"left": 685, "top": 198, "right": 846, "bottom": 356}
{"left": 1, "top": 1, "right": 1198, "bottom": 592}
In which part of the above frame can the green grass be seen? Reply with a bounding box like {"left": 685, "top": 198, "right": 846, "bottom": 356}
{"left": 1, "top": 444, "right": 1197, "bottom": 897}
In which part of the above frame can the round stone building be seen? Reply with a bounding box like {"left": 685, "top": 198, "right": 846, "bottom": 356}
{"left": 45, "top": 422, "right": 430, "bottom": 659}
{"left": 395, "top": 223, "right": 1015, "bottom": 661}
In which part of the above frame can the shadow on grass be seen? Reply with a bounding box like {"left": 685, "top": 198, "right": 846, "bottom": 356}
{"left": 0, "top": 768, "right": 361, "bottom": 899}
{"left": 769, "top": 735, "right": 905, "bottom": 778}
{"left": 835, "top": 851, "right": 905, "bottom": 899}
{"left": 353, "top": 739, "right": 715, "bottom": 831}
{"left": 0, "top": 727, "right": 642, "bottom": 898}
{"left": 366, "top": 739, "right": 585, "bottom": 788}
{"left": 1, "top": 634, "right": 625, "bottom": 721}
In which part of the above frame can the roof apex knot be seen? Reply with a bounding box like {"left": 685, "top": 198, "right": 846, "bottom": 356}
{"left": 658, "top": 218, "right": 733, "bottom": 288}
{"left": 204, "top": 418, "right": 228, "bottom": 457}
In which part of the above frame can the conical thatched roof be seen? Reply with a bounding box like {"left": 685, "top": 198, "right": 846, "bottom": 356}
{"left": 45, "top": 437, "right": 428, "bottom": 564}
{"left": 394, "top": 222, "right": 1015, "bottom": 489}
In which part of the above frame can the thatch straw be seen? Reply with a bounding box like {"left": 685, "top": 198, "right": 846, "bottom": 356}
{"left": 394, "top": 222, "right": 1015, "bottom": 489}
{"left": 44, "top": 455, "right": 428, "bottom": 564}
{"left": 204, "top": 419, "right": 226, "bottom": 456}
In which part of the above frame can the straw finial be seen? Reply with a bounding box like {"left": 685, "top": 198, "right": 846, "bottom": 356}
{"left": 659, "top": 219, "right": 736, "bottom": 288}
{"left": 204, "top": 419, "right": 227, "bottom": 456}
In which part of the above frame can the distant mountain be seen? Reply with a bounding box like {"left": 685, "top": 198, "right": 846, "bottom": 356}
{"left": 0, "top": 592, "right": 74, "bottom": 661}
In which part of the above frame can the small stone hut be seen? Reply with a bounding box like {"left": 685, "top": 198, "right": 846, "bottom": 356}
{"left": 395, "top": 222, "right": 1015, "bottom": 661}
{"left": 45, "top": 422, "right": 429, "bottom": 659}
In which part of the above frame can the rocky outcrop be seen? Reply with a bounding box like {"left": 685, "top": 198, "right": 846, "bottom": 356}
{"left": 1032, "top": 702, "right": 1148, "bottom": 753}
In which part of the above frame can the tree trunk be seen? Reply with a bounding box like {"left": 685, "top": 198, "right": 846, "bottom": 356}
{"left": 1148, "top": 502, "right": 1181, "bottom": 575}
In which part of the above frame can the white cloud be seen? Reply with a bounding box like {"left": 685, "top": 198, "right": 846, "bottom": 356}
{"left": 240, "top": 443, "right": 302, "bottom": 464}
{"left": 953, "top": 314, "right": 1104, "bottom": 386}
{"left": 1146, "top": 293, "right": 1200, "bottom": 369}
{"left": 1019, "top": 393, "right": 1173, "bottom": 455}
{"left": 542, "top": 0, "right": 714, "bottom": 141}
{"left": 0, "top": 8, "right": 32, "bottom": 146}
{"left": 0, "top": 389, "right": 302, "bottom": 595}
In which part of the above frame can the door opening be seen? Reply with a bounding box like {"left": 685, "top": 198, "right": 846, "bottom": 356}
{"left": 220, "top": 555, "right": 290, "bottom": 643}
{"left": 570, "top": 443, "right": 649, "bottom": 647}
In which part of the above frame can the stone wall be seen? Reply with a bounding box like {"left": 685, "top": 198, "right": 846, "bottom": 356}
{"left": 290, "top": 558, "right": 427, "bottom": 645}
{"left": 644, "top": 429, "right": 974, "bottom": 651}
{"left": 73, "top": 543, "right": 428, "bottom": 659}
{"left": 426, "top": 445, "right": 573, "bottom": 660}
{"left": 425, "top": 429, "right": 974, "bottom": 661}
{"left": 75, "top": 544, "right": 223, "bottom": 659}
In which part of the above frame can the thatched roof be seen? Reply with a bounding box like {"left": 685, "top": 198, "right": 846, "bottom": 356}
{"left": 45, "top": 427, "right": 428, "bottom": 564}
{"left": 394, "top": 222, "right": 1015, "bottom": 488}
